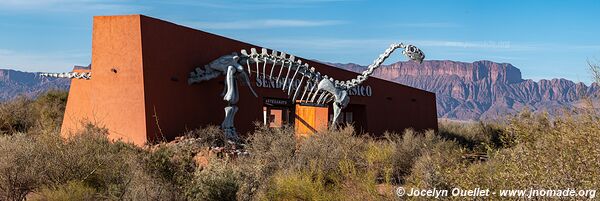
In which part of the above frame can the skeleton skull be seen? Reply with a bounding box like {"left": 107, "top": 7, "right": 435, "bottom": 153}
{"left": 403, "top": 45, "right": 425, "bottom": 64}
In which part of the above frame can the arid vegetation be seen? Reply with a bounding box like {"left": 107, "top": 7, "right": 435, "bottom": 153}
{"left": 0, "top": 90, "right": 599, "bottom": 200}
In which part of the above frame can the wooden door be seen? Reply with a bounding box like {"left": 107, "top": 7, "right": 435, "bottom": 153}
{"left": 294, "top": 104, "right": 329, "bottom": 137}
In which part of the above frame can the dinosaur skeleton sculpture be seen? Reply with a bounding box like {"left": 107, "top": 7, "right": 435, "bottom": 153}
{"left": 39, "top": 43, "right": 424, "bottom": 143}
{"left": 188, "top": 43, "right": 424, "bottom": 142}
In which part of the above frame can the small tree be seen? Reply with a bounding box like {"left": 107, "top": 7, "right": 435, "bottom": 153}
{"left": 588, "top": 59, "right": 600, "bottom": 83}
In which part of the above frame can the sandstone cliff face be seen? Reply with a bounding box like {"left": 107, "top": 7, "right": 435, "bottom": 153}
{"left": 0, "top": 69, "right": 69, "bottom": 101}
{"left": 330, "top": 60, "right": 598, "bottom": 120}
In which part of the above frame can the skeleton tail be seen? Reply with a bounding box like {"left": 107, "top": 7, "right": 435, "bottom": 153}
{"left": 39, "top": 72, "right": 92, "bottom": 80}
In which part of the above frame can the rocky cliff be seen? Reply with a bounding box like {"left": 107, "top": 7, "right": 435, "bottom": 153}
{"left": 0, "top": 69, "right": 70, "bottom": 101}
{"left": 330, "top": 60, "right": 599, "bottom": 120}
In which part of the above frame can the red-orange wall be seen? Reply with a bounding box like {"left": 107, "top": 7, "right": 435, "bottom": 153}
{"left": 61, "top": 15, "right": 438, "bottom": 145}
{"left": 61, "top": 68, "right": 92, "bottom": 137}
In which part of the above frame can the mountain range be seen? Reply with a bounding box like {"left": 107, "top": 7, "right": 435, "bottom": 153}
{"left": 2, "top": 60, "right": 598, "bottom": 120}
{"left": 0, "top": 69, "right": 69, "bottom": 101}
{"left": 329, "top": 60, "right": 599, "bottom": 120}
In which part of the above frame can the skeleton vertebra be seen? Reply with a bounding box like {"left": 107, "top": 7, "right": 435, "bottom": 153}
{"left": 188, "top": 43, "right": 424, "bottom": 142}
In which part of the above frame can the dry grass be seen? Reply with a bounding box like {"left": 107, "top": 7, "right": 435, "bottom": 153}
{"left": 1, "top": 91, "right": 600, "bottom": 200}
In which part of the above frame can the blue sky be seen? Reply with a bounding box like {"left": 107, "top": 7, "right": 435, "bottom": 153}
{"left": 0, "top": 0, "right": 599, "bottom": 83}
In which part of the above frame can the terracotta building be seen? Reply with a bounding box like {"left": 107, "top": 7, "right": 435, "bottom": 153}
{"left": 60, "top": 15, "right": 438, "bottom": 145}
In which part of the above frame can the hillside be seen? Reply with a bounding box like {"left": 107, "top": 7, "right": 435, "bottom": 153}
{"left": 0, "top": 69, "right": 70, "bottom": 101}
{"left": 330, "top": 60, "right": 599, "bottom": 120}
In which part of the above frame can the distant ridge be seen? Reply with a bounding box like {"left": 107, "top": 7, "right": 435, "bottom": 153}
{"left": 0, "top": 69, "right": 70, "bottom": 101}
{"left": 328, "top": 60, "right": 599, "bottom": 120}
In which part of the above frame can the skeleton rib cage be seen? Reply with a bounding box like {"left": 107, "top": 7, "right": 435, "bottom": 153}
{"left": 241, "top": 47, "right": 335, "bottom": 105}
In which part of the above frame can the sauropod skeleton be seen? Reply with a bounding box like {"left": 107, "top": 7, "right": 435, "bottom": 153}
{"left": 187, "top": 43, "right": 424, "bottom": 142}
{"left": 41, "top": 43, "right": 425, "bottom": 143}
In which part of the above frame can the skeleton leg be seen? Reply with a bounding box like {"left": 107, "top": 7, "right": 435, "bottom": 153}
{"left": 331, "top": 96, "right": 349, "bottom": 127}
{"left": 223, "top": 66, "right": 238, "bottom": 103}
{"left": 222, "top": 106, "right": 239, "bottom": 142}
{"left": 332, "top": 102, "right": 343, "bottom": 125}
{"left": 222, "top": 66, "right": 241, "bottom": 143}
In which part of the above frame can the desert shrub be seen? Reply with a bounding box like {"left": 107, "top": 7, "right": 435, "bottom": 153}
{"left": 32, "top": 181, "right": 97, "bottom": 201}
{"left": 235, "top": 125, "right": 297, "bottom": 200}
{"left": 438, "top": 120, "right": 504, "bottom": 151}
{"left": 181, "top": 125, "right": 226, "bottom": 147}
{"left": 364, "top": 139, "right": 395, "bottom": 184}
{"left": 31, "top": 90, "right": 68, "bottom": 132}
{"left": 263, "top": 126, "right": 401, "bottom": 200}
{"left": 141, "top": 144, "right": 195, "bottom": 199}
{"left": 450, "top": 112, "right": 600, "bottom": 197}
{"left": 0, "top": 133, "right": 44, "bottom": 201}
{"left": 266, "top": 166, "right": 330, "bottom": 201}
{"left": 0, "top": 90, "right": 68, "bottom": 135}
{"left": 389, "top": 129, "right": 424, "bottom": 181}
{"left": 0, "top": 124, "right": 142, "bottom": 200}
{"left": 501, "top": 110, "right": 551, "bottom": 147}
{"left": 401, "top": 111, "right": 600, "bottom": 200}
{"left": 0, "top": 97, "right": 34, "bottom": 135}
{"left": 401, "top": 131, "right": 464, "bottom": 190}
{"left": 293, "top": 126, "right": 368, "bottom": 184}
{"left": 266, "top": 155, "right": 392, "bottom": 201}
{"left": 36, "top": 124, "right": 138, "bottom": 199}
{"left": 385, "top": 129, "right": 465, "bottom": 186}
{"left": 121, "top": 154, "right": 184, "bottom": 201}
{"left": 186, "top": 159, "right": 241, "bottom": 201}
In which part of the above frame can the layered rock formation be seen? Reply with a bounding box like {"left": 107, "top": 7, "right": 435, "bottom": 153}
{"left": 330, "top": 60, "right": 599, "bottom": 120}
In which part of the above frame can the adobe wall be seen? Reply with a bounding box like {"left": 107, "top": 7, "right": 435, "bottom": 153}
{"left": 62, "top": 15, "right": 148, "bottom": 144}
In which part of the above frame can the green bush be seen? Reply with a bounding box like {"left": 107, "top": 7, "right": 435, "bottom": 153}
{"left": 293, "top": 126, "right": 367, "bottom": 184}
{"left": 0, "top": 133, "right": 43, "bottom": 201}
{"left": 187, "top": 159, "right": 241, "bottom": 201}
{"left": 455, "top": 112, "right": 599, "bottom": 196}
{"left": 33, "top": 181, "right": 97, "bottom": 201}
{"left": 32, "top": 90, "right": 68, "bottom": 132}
{"left": 0, "top": 90, "right": 68, "bottom": 135}
{"left": 266, "top": 167, "right": 330, "bottom": 201}
{"left": 236, "top": 125, "right": 297, "bottom": 200}
{"left": 141, "top": 143, "right": 194, "bottom": 199}
{"left": 0, "top": 124, "right": 142, "bottom": 200}
{"left": 402, "top": 131, "right": 464, "bottom": 190}
{"left": 403, "top": 111, "right": 600, "bottom": 200}
{"left": 0, "top": 97, "right": 34, "bottom": 135}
